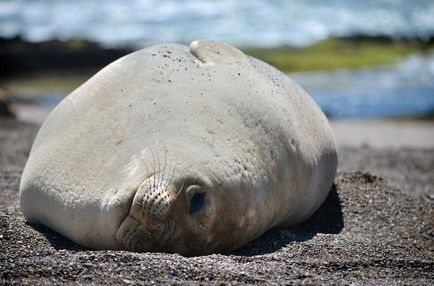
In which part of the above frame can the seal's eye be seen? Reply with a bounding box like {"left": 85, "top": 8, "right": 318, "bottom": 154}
{"left": 189, "top": 193, "right": 205, "bottom": 215}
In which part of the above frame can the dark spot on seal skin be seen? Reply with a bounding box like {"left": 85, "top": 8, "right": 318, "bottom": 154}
{"left": 189, "top": 193, "right": 205, "bottom": 215}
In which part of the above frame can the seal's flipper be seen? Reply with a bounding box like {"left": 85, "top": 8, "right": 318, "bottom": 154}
{"left": 189, "top": 40, "right": 247, "bottom": 65}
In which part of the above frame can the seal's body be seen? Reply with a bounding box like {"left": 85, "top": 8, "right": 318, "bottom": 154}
{"left": 20, "top": 40, "right": 337, "bottom": 256}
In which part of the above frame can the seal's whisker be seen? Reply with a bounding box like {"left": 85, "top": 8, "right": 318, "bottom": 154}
{"left": 141, "top": 154, "right": 154, "bottom": 194}
{"left": 164, "top": 161, "right": 178, "bottom": 195}
{"left": 140, "top": 163, "right": 153, "bottom": 213}
{"left": 156, "top": 148, "right": 161, "bottom": 190}
{"left": 174, "top": 182, "right": 184, "bottom": 199}
{"left": 159, "top": 148, "right": 168, "bottom": 189}
{"left": 151, "top": 148, "right": 156, "bottom": 187}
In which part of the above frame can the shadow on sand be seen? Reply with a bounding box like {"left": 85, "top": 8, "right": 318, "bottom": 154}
{"left": 232, "top": 184, "right": 344, "bottom": 256}
{"left": 28, "top": 223, "right": 87, "bottom": 251}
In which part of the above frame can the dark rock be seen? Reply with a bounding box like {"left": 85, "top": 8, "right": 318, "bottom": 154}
{"left": 0, "top": 36, "right": 132, "bottom": 77}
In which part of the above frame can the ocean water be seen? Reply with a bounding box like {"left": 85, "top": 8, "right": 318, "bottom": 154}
{"left": 292, "top": 52, "right": 434, "bottom": 118}
{"left": 1, "top": 0, "right": 434, "bottom": 47}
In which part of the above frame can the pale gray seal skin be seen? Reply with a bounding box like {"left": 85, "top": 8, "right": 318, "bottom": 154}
{"left": 19, "top": 40, "right": 337, "bottom": 256}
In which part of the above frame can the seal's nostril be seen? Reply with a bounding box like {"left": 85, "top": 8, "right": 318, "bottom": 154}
{"left": 189, "top": 193, "right": 205, "bottom": 215}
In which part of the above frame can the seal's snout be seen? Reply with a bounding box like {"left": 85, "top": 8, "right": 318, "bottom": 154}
{"left": 116, "top": 173, "right": 174, "bottom": 251}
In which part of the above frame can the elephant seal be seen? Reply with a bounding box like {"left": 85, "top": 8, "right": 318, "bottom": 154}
{"left": 20, "top": 40, "right": 337, "bottom": 256}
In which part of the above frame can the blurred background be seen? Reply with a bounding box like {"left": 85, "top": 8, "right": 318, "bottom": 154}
{"left": 1, "top": 0, "right": 434, "bottom": 122}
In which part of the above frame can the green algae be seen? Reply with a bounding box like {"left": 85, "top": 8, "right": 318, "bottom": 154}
{"left": 242, "top": 38, "right": 434, "bottom": 72}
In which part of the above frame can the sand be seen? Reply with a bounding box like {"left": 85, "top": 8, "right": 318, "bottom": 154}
{"left": 0, "top": 117, "right": 433, "bottom": 285}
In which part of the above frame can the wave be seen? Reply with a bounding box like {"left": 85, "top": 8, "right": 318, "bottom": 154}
{"left": 292, "top": 52, "right": 434, "bottom": 118}
{"left": 1, "top": 0, "right": 434, "bottom": 47}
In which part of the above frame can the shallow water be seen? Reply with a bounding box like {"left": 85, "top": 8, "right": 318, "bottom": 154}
{"left": 1, "top": 0, "right": 434, "bottom": 47}
{"left": 292, "top": 53, "right": 434, "bottom": 118}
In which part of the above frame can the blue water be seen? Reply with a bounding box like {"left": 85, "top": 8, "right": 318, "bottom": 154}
{"left": 1, "top": 0, "right": 434, "bottom": 47}
{"left": 292, "top": 53, "right": 434, "bottom": 118}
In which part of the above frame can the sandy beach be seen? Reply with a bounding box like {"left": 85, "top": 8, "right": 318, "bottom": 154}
{"left": 1, "top": 107, "right": 433, "bottom": 284}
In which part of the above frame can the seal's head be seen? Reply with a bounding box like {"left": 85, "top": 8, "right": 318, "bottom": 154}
{"left": 116, "top": 166, "right": 249, "bottom": 256}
